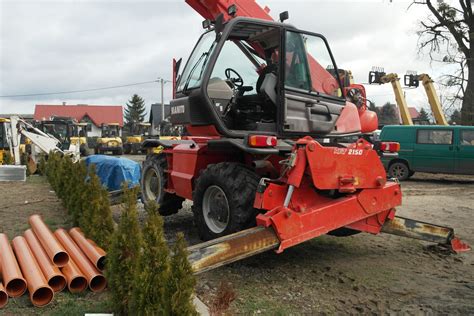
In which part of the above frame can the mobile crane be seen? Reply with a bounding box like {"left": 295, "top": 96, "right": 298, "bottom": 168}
{"left": 140, "top": 0, "right": 469, "bottom": 273}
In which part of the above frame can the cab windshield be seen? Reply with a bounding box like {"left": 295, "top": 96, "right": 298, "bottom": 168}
{"left": 177, "top": 30, "right": 217, "bottom": 92}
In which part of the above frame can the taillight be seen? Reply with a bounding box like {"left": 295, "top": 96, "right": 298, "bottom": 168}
{"left": 380, "top": 142, "right": 400, "bottom": 152}
{"left": 248, "top": 135, "right": 277, "bottom": 148}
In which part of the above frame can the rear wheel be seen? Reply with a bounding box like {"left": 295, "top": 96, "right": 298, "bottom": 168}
{"left": 140, "top": 154, "right": 184, "bottom": 216}
{"left": 388, "top": 161, "right": 411, "bottom": 181}
{"left": 124, "top": 144, "right": 131, "bottom": 155}
{"left": 192, "top": 163, "right": 260, "bottom": 241}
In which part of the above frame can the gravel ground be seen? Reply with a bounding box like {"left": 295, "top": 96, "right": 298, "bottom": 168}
{"left": 123, "top": 154, "right": 474, "bottom": 314}
{"left": 1, "top": 160, "right": 473, "bottom": 314}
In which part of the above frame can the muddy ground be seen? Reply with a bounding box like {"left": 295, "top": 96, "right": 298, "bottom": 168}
{"left": 1, "top": 167, "right": 473, "bottom": 314}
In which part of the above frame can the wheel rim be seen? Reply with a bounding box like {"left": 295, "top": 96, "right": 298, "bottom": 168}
{"left": 144, "top": 167, "right": 161, "bottom": 202}
{"left": 392, "top": 164, "right": 406, "bottom": 179}
{"left": 203, "top": 185, "right": 230, "bottom": 234}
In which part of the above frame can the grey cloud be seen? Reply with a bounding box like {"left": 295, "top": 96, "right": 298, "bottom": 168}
{"left": 0, "top": 0, "right": 448, "bottom": 114}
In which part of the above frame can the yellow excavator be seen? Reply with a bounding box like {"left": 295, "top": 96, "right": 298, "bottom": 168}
{"left": 404, "top": 72, "right": 449, "bottom": 126}
{"left": 38, "top": 117, "right": 90, "bottom": 156}
{"left": 1, "top": 118, "right": 33, "bottom": 165}
{"left": 123, "top": 122, "right": 151, "bottom": 154}
{"left": 95, "top": 123, "right": 123, "bottom": 155}
{"left": 0, "top": 118, "right": 11, "bottom": 164}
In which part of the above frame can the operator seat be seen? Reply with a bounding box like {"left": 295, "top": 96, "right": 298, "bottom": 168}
{"left": 259, "top": 73, "right": 277, "bottom": 104}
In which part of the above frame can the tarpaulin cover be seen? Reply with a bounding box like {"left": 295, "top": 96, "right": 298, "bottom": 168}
{"left": 84, "top": 155, "right": 140, "bottom": 191}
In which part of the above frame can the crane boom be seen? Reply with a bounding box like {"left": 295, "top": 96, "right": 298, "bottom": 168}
{"left": 185, "top": 0, "right": 272, "bottom": 21}
{"left": 382, "top": 74, "right": 414, "bottom": 126}
{"left": 418, "top": 74, "right": 449, "bottom": 126}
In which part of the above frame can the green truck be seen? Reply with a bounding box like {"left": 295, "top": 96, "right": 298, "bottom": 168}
{"left": 380, "top": 125, "right": 474, "bottom": 180}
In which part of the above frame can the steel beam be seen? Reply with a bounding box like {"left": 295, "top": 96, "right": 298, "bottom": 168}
{"left": 188, "top": 226, "right": 279, "bottom": 274}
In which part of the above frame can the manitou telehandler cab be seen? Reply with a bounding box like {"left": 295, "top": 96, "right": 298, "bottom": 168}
{"left": 141, "top": 5, "right": 468, "bottom": 267}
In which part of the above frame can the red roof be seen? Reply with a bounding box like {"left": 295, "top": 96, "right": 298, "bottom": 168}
{"left": 34, "top": 105, "right": 124, "bottom": 127}
{"left": 408, "top": 107, "right": 420, "bottom": 119}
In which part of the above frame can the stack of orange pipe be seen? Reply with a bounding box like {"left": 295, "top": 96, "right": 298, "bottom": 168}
{"left": 24, "top": 229, "right": 66, "bottom": 293}
{"left": 69, "top": 227, "right": 106, "bottom": 271}
{"left": 0, "top": 267, "right": 9, "bottom": 309}
{"left": 29, "top": 215, "right": 70, "bottom": 267}
{"left": 12, "top": 237, "right": 54, "bottom": 307}
{"left": 0, "top": 233, "right": 27, "bottom": 298}
{"left": 54, "top": 229, "right": 107, "bottom": 292}
{"left": 0, "top": 215, "right": 108, "bottom": 309}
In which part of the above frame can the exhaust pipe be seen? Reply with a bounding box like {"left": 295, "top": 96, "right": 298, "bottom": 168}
{"left": 69, "top": 227, "right": 106, "bottom": 271}
{"left": 60, "top": 258, "right": 87, "bottom": 293}
{"left": 11, "top": 236, "right": 54, "bottom": 307}
{"left": 24, "top": 229, "right": 67, "bottom": 292}
{"left": 0, "top": 280, "right": 8, "bottom": 308}
{"left": 54, "top": 229, "right": 107, "bottom": 292}
{"left": 29, "top": 215, "right": 69, "bottom": 267}
{"left": 0, "top": 233, "right": 27, "bottom": 297}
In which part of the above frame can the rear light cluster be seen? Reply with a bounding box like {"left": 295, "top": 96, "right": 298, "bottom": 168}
{"left": 248, "top": 135, "right": 277, "bottom": 148}
{"left": 379, "top": 142, "right": 400, "bottom": 152}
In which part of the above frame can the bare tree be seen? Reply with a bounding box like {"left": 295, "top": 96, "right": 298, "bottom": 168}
{"left": 413, "top": 0, "right": 473, "bottom": 125}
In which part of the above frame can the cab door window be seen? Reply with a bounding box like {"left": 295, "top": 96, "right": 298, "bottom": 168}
{"left": 285, "top": 31, "right": 341, "bottom": 97}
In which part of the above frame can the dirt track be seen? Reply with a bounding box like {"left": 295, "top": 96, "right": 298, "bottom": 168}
{"left": 182, "top": 173, "right": 474, "bottom": 314}
{"left": 1, "top": 169, "right": 473, "bottom": 314}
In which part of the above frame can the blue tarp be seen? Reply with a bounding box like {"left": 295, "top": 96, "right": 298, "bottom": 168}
{"left": 84, "top": 155, "right": 141, "bottom": 191}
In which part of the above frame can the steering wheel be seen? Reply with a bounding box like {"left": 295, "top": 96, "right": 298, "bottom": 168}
{"left": 225, "top": 68, "right": 243, "bottom": 87}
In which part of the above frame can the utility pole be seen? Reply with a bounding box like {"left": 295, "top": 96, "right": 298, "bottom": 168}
{"left": 161, "top": 78, "right": 165, "bottom": 124}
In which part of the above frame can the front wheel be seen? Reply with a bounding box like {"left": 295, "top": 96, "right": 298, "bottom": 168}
{"left": 192, "top": 163, "right": 260, "bottom": 241}
{"left": 388, "top": 161, "right": 411, "bottom": 181}
{"left": 140, "top": 154, "right": 184, "bottom": 216}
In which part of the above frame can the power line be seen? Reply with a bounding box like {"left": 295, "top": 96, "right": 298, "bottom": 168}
{"left": 0, "top": 80, "right": 162, "bottom": 98}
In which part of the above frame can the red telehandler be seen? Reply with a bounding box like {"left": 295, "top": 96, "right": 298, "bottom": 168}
{"left": 140, "top": 0, "right": 469, "bottom": 273}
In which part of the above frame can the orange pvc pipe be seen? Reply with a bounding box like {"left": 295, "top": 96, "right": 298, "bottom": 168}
{"left": 60, "top": 257, "right": 88, "bottom": 293}
{"left": 0, "top": 281, "right": 7, "bottom": 309}
{"left": 29, "top": 215, "right": 69, "bottom": 267}
{"left": 54, "top": 229, "right": 107, "bottom": 292}
{"left": 69, "top": 227, "right": 106, "bottom": 271}
{"left": 11, "top": 236, "right": 54, "bottom": 307}
{"left": 24, "top": 229, "right": 66, "bottom": 292}
{"left": 0, "top": 233, "right": 27, "bottom": 297}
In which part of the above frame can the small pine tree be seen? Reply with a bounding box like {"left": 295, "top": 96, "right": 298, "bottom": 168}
{"left": 131, "top": 201, "right": 171, "bottom": 315}
{"left": 68, "top": 161, "right": 88, "bottom": 225}
{"left": 87, "top": 169, "right": 114, "bottom": 249}
{"left": 168, "top": 233, "right": 197, "bottom": 316}
{"left": 124, "top": 94, "right": 147, "bottom": 132}
{"left": 418, "top": 107, "right": 430, "bottom": 121}
{"left": 106, "top": 184, "right": 143, "bottom": 315}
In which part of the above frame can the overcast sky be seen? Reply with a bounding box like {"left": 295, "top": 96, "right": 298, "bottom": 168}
{"left": 0, "top": 0, "right": 455, "bottom": 117}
